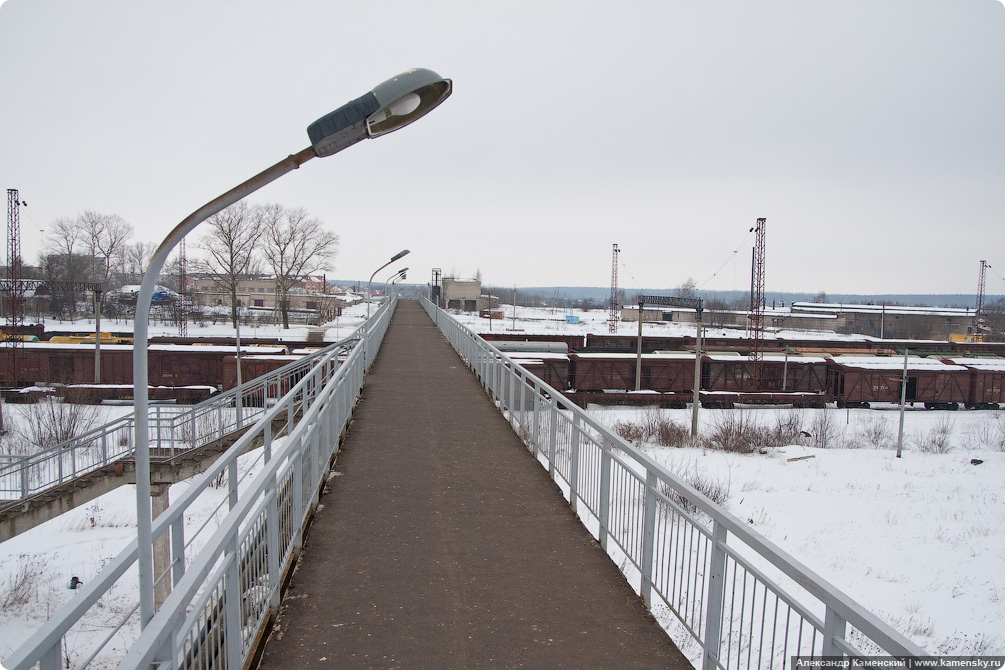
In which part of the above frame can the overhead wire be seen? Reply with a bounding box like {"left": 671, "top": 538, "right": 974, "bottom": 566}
{"left": 696, "top": 226, "right": 755, "bottom": 291}
{"left": 619, "top": 254, "right": 646, "bottom": 291}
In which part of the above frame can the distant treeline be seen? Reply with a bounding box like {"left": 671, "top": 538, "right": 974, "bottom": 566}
{"left": 490, "top": 287, "right": 998, "bottom": 310}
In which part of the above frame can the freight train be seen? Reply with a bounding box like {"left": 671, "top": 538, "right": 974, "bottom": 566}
{"left": 482, "top": 333, "right": 1005, "bottom": 410}
{"left": 0, "top": 341, "right": 305, "bottom": 403}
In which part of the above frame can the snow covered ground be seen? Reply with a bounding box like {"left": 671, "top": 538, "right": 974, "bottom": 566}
{"left": 29, "top": 298, "right": 372, "bottom": 343}
{"left": 0, "top": 440, "right": 270, "bottom": 668}
{"left": 589, "top": 404, "right": 1005, "bottom": 656}
{"left": 1, "top": 302, "right": 1002, "bottom": 663}
{"left": 450, "top": 304, "right": 1005, "bottom": 654}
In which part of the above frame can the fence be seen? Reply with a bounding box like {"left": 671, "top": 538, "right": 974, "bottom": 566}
{"left": 0, "top": 332, "right": 361, "bottom": 506}
{"left": 4, "top": 295, "right": 396, "bottom": 670}
{"left": 420, "top": 297, "right": 928, "bottom": 670}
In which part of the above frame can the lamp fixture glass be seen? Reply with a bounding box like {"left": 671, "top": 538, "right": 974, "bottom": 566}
{"left": 308, "top": 69, "right": 451, "bottom": 157}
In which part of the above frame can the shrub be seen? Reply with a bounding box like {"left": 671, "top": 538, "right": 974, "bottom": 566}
{"left": 705, "top": 409, "right": 765, "bottom": 453}
{"left": 612, "top": 408, "right": 696, "bottom": 448}
{"left": 660, "top": 461, "right": 731, "bottom": 515}
{"left": 14, "top": 399, "right": 100, "bottom": 454}
{"left": 962, "top": 412, "right": 1005, "bottom": 452}
{"left": 913, "top": 415, "right": 955, "bottom": 454}
{"left": 770, "top": 410, "right": 805, "bottom": 447}
{"left": 808, "top": 409, "right": 837, "bottom": 449}
{"left": 0, "top": 554, "right": 47, "bottom": 613}
{"left": 847, "top": 415, "right": 893, "bottom": 450}
{"left": 613, "top": 419, "right": 646, "bottom": 444}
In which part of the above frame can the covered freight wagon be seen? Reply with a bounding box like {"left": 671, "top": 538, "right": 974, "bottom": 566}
{"left": 827, "top": 355, "right": 968, "bottom": 409}
{"left": 700, "top": 353, "right": 828, "bottom": 393}
{"left": 945, "top": 357, "right": 1005, "bottom": 409}
{"left": 570, "top": 352, "right": 696, "bottom": 393}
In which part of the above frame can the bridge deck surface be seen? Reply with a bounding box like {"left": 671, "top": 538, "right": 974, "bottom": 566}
{"left": 257, "top": 301, "right": 689, "bottom": 669}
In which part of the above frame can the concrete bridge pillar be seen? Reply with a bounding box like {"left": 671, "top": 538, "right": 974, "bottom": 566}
{"left": 151, "top": 483, "right": 171, "bottom": 611}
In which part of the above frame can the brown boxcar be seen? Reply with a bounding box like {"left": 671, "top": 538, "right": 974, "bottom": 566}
{"left": 946, "top": 357, "right": 1005, "bottom": 409}
{"left": 701, "top": 353, "right": 828, "bottom": 393}
{"left": 1, "top": 342, "right": 287, "bottom": 389}
{"left": 223, "top": 354, "right": 303, "bottom": 391}
{"left": 570, "top": 353, "right": 696, "bottom": 393}
{"left": 827, "top": 356, "right": 969, "bottom": 409}
{"left": 505, "top": 352, "right": 570, "bottom": 391}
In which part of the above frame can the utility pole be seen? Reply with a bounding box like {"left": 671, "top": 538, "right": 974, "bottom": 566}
{"left": 974, "top": 260, "right": 989, "bottom": 340}
{"left": 691, "top": 310, "right": 703, "bottom": 437}
{"left": 747, "top": 218, "right": 766, "bottom": 390}
{"left": 896, "top": 349, "right": 909, "bottom": 458}
{"left": 5, "top": 189, "right": 23, "bottom": 387}
{"left": 609, "top": 243, "right": 619, "bottom": 334}
{"left": 511, "top": 286, "right": 517, "bottom": 331}
{"left": 178, "top": 236, "right": 188, "bottom": 337}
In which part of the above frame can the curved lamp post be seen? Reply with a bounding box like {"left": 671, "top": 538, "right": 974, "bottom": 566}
{"left": 384, "top": 266, "right": 409, "bottom": 293}
{"left": 132, "top": 69, "right": 451, "bottom": 627}
{"left": 392, "top": 271, "right": 408, "bottom": 295}
{"left": 367, "top": 250, "right": 410, "bottom": 321}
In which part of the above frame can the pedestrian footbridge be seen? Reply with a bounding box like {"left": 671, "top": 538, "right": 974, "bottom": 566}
{"left": 3, "top": 298, "right": 927, "bottom": 670}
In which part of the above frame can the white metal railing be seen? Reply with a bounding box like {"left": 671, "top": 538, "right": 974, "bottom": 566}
{"left": 0, "top": 331, "right": 362, "bottom": 507}
{"left": 4, "top": 295, "right": 396, "bottom": 670}
{"left": 421, "top": 297, "right": 928, "bottom": 670}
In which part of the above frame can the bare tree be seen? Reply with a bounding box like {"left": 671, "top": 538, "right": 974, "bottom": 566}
{"left": 259, "top": 204, "right": 339, "bottom": 329}
{"left": 77, "top": 211, "right": 133, "bottom": 287}
{"left": 72, "top": 211, "right": 134, "bottom": 322}
{"left": 674, "top": 277, "right": 698, "bottom": 300}
{"left": 42, "top": 217, "right": 88, "bottom": 319}
{"left": 982, "top": 298, "right": 1005, "bottom": 342}
{"left": 119, "top": 241, "right": 158, "bottom": 284}
{"left": 194, "top": 201, "right": 264, "bottom": 328}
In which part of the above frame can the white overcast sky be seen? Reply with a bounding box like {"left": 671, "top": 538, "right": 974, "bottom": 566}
{"left": 1, "top": 0, "right": 1003, "bottom": 296}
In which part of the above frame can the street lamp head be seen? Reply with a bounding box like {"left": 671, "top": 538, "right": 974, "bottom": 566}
{"left": 391, "top": 249, "right": 410, "bottom": 262}
{"left": 366, "top": 69, "right": 452, "bottom": 138}
{"left": 307, "top": 69, "right": 452, "bottom": 157}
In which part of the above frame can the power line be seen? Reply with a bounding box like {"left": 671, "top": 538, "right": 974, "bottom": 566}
{"left": 697, "top": 227, "right": 755, "bottom": 290}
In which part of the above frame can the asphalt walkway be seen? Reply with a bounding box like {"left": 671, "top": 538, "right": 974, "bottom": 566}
{"left": 256, "top": 300, "right": 689, "bottom": 669}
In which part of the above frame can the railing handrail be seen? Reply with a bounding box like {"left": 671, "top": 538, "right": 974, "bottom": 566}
{"left": 420, "top": 296, "right": 928, "bottom": 664}
{"left": 121, "top": 340, "right": 356, "bottom": 668}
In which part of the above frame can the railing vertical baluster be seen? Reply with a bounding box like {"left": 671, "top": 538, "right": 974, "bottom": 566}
{"left": 292, "top": 436, "right": 304, "bottom": 555}
{"left": 569, "top": 414, "right": 581, "bottom": 514}
{"left": 641, "top": 470, "right": 658, "bottom": 608}
{"left": 532, "top": 381, "right": 541, "bottom": 452}
{"left": 266, "top": 472, "right": 281, "bottom": 614}
{"left": 702, "top": 520, "right": 728, "bottom": 670}
{"left": 599, "top": 435, "right": 612, "bottom": 552}
{"left": 823, "top": 607, "right": 847, "bottom": 658}
{"left": 507, "top": 361, "right": 515, "bottom": 421}
{"left": 264, "top": 414, "right": 272, "bottom": 463}
{"left": 38, "top": 641, "right": 61, "bottom": 670}
{"left": 548, "top": 398, "right": 558, "bottom": 477}
{"left": 224, "top": 536, "right": 243, "bottom": 670}
{"left": 228, "top": 459, "right": 238, "bottom": 511}
{"left": 519, "top": 371, "right": 527, "bottom": 436}
{"left": 172, "top": 516, "right": 186, "bottom": 587}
